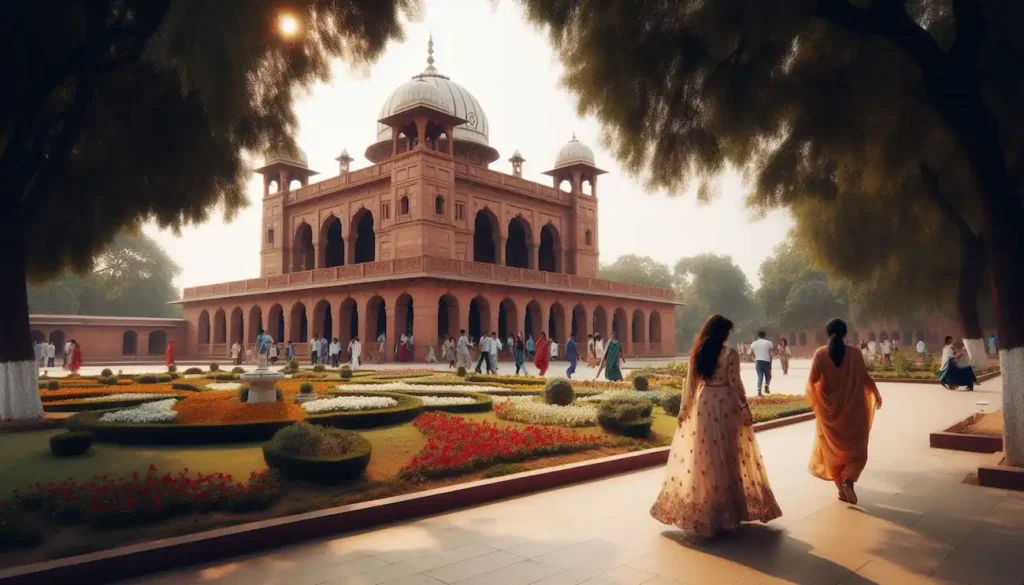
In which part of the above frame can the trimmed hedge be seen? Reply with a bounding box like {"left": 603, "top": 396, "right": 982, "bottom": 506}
{"left": 339, "top": 365, "right": 353, "bottom": 379}
{"left": 171, "top": 382, "right": 201, "bottom": 391}
{"left": 467, "top": 373, "right": 540, "bottom": 386}
{"left": 311, "top": 391, "right": 423, "bottom": 429}
{"left": 49, "top": 432, "right": 93, "bottom": 457}
{"left": 43, "top": 396, "right": 182, "bottom": 413}
{"left": 100, "top": 368, "right": 113, "bottom": 378}
{"left": 391, "top": 390, "right": 492, "bottom": 413}
{"left": 661, "top": 392, "right": 682, "bottom": 417}
{"left": 133, "top": 374, "right": 172, "bottom": 384}
{"left": 262, "top": 426, "right": 371, "bottom": 484}
{"left": 632, "top": 375, "right": 649, "bottom": 392}
{"left": 597, "top": 400, "right": 654, "bottom": 438}
{"left": 544, "top": 377, "right": 575, "bottom": 406}
{"left": 209, "top": 373, "right": 241, "bottom": 381}
{"left": 183, "top": 367, "right": 204, "bottom": 375}
{"left": 231, "top": 366, "right": 246, "bottom": 374}
{"left": 66, "top": 411, "right": 294, "bottom": 445}
{"left": 97, "top": 377, "right": 119, "bottom": 386}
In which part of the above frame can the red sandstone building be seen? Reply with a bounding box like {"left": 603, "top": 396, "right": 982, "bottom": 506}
{"left": 174, "top": 47, "right": 680, "bottom": 361}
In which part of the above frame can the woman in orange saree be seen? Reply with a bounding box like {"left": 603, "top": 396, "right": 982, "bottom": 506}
{"left": 806, "top": 319, "right": 883, "bottom": 505}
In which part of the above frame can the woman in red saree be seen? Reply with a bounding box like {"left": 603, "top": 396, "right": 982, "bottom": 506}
{"left": 806, "top": 319, "right": 883, "bottom": 505}
{"left": 533, "top": 332, "right": 551, "bottom": 376}
{"left": 68, "top": 340, "right": 83, "bottom": 375}
{"left": 165, "top": 340, "right": 176, "bottom": 367}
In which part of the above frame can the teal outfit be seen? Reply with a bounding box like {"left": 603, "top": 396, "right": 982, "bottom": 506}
{"left": 603, "top": 339, "right": 624, "bottom": 381}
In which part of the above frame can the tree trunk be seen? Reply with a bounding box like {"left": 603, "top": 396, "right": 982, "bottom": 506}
{"left": 956, "top": 228, "right": 990, "bottom": 371}
{"left": 0, "top": 200, "right": 44, "bottom": 421}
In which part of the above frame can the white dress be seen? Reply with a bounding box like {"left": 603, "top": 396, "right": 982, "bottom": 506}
{"left": 350, "top": 341, "right": 362, "bottom": 369}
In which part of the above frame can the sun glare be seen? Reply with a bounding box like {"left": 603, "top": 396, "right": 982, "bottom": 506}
{"left": 277, "top": 13, "right": 300, "bottom": 38}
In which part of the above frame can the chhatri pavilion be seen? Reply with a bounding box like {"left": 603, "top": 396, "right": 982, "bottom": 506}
{"left": 174, "top": 41, "right": 680, "bottom": 361}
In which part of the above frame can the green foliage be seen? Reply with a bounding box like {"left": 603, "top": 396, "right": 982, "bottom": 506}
{"left": 482, "top": 463, "right": 528, "bottom": 479}
{"left": 0, "top": 503, "right": 41, "bottom": 551}
{"left": 596, "top": 400, "right": 653, "bottom": 438}
{"left": 97, "top": 377, "right": 118, "bottom": 386}
{"left": 183, "top": 367, "right": 203, "bottom": 375}
{"left": 456, "top": 365, "right": 468, "bottom": 377}
{"left": 631, "top": 375, "right": 649, "bottom": 392}
{"left": 313, "top": 364, "right": 326, "bottom": 372}
{"left": 49, "top": 432, "right": 93, "bottom": 457}
{"left": 167, "top": 364, "right": 177, "bottom": 374}
{"left": 339, "top": 365, "right": 353, "bottom": 379}
{"left": 133, "top": 375, "right": 158, "bottom": 384}
{"left": 299, "top": 383, "right": 315, "bottom": 394}
{"left": 890, "top": 351, "right": 917, "bottom": 377}
{"left": 674, "top": 254, "right": 758, "bottom": 347}
{"left": 44, "top": 380, "right": 59, "bottom": 391}
{"left": 171, "top": 383, "right": 199, "bottom": 391}
{"left": 287, "top": 359, "right": 300, "bottom": 371}
{"left": 263, "top": 424, "right": 371, "bottom": 483}
{"left": 599, "top": 255, "right": 675, "bottom": 288}
{"left": 661, "top": 393, "right": 682, "bottom": 417}
{"left": 209, "top": 364, "right": 220, "bottom": 372}
{"left": 543, "top": 377, "right": 575, "bottom": 406}
{"left": 231, "top": 366, "right": 245, "bottom": 374}
{"left": 100, "top": 368, "right": 113, "bottom": 378}
{"left": 757, "top": 242, "right": 849, "bottom": 331}
{"left": 209, "top": 373, "right": 239, "bottom": 381}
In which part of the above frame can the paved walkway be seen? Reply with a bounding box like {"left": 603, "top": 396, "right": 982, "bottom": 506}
{"left": 120, "top": 366, "right": 1020, "bottom": 585}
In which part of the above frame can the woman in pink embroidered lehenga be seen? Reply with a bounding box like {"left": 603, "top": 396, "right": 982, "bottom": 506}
{"left": 650, "top": 314, "right": 782, "bottom": 537}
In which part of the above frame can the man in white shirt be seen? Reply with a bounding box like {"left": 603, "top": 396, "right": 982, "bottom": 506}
{"left": 349, "top": 336, "right": 362, "bottom": 369}
{"left": 750, "top": 331, "right": 774, "bottom": 396}
{"left": 47, "top": 342, "right": 56, "bottom": 368}
{"left": 916, "top": 339, "right": 926, "bottom": 356}
{"left": 475, "top": 334, "right": 492, "bottom": 374}
{"left": 881, "top": 339, "right": 893, "bottom": 366}
{"left": 63, "top": 340, "right": 72, "bottom": 367}
{"left": 329, "top": 338, "right": 340, "bottom": 367}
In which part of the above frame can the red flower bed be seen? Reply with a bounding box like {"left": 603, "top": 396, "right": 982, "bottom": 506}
{"left": 401, "top": 413, "right": 604, "bottom": 477}
{"left": 13, "top": 465, "right": 281, "bottom": 528}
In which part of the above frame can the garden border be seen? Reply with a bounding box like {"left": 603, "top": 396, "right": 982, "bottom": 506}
{"left": 977, "top": 453, "right": 1024, "bottom": 491}
{"left": 306, "top": 391, "right": 424, "bottom": 428}
{"left": 929, "top": 413, "right": 1003, "bottom": 453}
{"left": 870, "top": 368, "right": 1001, "bottom": 385}
{"left": 42, "top": 396, "right": 184, "bottom": 413}
{"left": 66, "top": 411, "right": 294, "bottom": 445}
{"left": 0, "top": 410, "right": 816, "bottom": 585}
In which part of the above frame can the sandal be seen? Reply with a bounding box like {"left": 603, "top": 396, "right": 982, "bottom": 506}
{"left": 842, "top": 479, "right": 858, "bottom": 505}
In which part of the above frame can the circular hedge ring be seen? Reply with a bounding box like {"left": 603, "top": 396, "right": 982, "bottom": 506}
{"left": 43, "top": 396, "right": 183, "bottom": 413}
{"left": 389, "top": 390, "right": 492, "bottom": 414}
{"left": 50, "top": 432, "right": 93, "bottom": 457}
{"left": 66, "top": 410, "right": 295, "bottom": 445}
{"left": 262, "top": 432, "right": 371, "bottom": 484}
{"left": 308, "top": 391, "right": 423, "bottom": 429}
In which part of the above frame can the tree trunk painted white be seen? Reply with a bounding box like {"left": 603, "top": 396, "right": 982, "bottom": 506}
{"left": 963, "top": 338, "right": 990, "bottom": 372}
{"left": 1002, "top": 347, "right": 1024, "bottom": 466}
{"left": 0, "top": 361, "right": 43, "bottom": 421}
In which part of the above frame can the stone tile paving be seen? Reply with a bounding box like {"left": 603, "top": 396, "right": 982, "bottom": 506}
{"left": 122, "top": 366, "right": 1020, "bottom": 585}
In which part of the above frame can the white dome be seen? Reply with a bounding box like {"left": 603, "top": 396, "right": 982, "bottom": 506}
{"left": 554, "top": 135, "right": 595, "bottom": 168}
{"left": 388, "top": 78, "right": 452, "bottom": 116}
{"left": 377, "top": 73, "right": 490, "bottom": 147}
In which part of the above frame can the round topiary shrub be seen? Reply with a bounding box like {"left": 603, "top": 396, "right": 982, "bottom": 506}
{"left": 632, "top": 375, "right": 649, "bottom": 392}
{"left": 339, "top": 365, "right": 353, "bottom": 380}
{"left": 597, "top": 399, "right": 653, "bottom": 438}
{"left": 456, "top": 365, "right": 467, "bottom": 377}
{"left": 172, "top": 382, "right": 200, "bottom": 391}
{"left": 50, "top": 432, "right": 93, "bottom": 457}
{"left": 133, "top": 375, "right": 158, "bottom": 384}
{"left": 299, "top": 382, "right": 315, "bottom": 394}
{"left": 231, "top": 366, "right": 245, "bottom": 374}
{"left": 100, "top": 368, "right": 113, "bottom": 378}
{"left": 156, "top": 374, "right": 173, "bottom": 383}
{"left": 661, "top": 392, "right": 682, "bottom": 417}
{"left": 44, "top": 380, "right": 59, "bottom": 391}
{"left": 239, "top": 387, "right": 282, "bottom": 402}
{"left": 263, "top": 423, "right": 372, "bottom": 484}
{"left": 167, "top": 364, "right": 177, "bottom": 374}
{"left": 287, "top": 358, "right": 300, "bottom": 371}
{"left": 98, "top": 376, "right": 118, "bottom": 386}
{"left": 313, "top": 364, "right": 325, "bottom": 372}
{"left": 183, "top": 367, "right": 203, "bottom": 375}
{"left": 209, "top": 363, "right": 220, "bottom": 372}
{"left": 544, "top": 377, "right": 575, "bottom": 406}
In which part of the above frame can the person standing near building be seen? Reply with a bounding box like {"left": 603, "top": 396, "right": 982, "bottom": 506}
{"left": 550, "top": 337, "right": 559, "bottom": 360}
{"left": 514, "top": 333, "right": 528, "bottom": 376}
{"left": 329, "top": 338, "right": 340, "bottom": 367}
{"left": 475, "top": 333, "right": 492, "bottom": 374}
{"left": 33, "top": 341, "right": 42, "bottom": 368}
{"left": 533, "top": 332, "right": 551, "bottom": 377}
{"left": 881, "top": 338, "right": 892, "bottom": 367}
{"left": 67, "top": 340, "right": 82, "bottom": 374}
{"left": 917, "top": 339, "right": 926, "bottom": 357}
{"left": 166, "top": 340, "right": 176, "bottom": 368}
{"left": 586, "top": 334, "right": 596, "bottom": 367}
{"left": 349, "top": 336, "right": 362, "bottom": 369}
{"left": 565, "top": 333, "right": 579, "bottom": 379}
{"left": 285, "top": 340, "right": 295, "bottom": 362}
{"left": 231, "top": 341, "right": 241, "bottom": 365}
{"left": 63, "top": 339, "right": 72, "bottom": 368}
{"left": 47, "top": 341, "right": 56, "bottom": 368}
{"left": 255, "top": 329, "right": 273, "bottom": 358}
{"left": 526, "top": 334, "right": 535, "bottom": 360}
{"left": 489, "top": 332, "right": 501, "bottom": 373}
{"left": 776, "top": 337, "right": 791, "bottom": 375}
{"left": 751, "top": 331, "right": 774, "bottom": 396}
{"left": 457, "top": 329, "right": 471, "bottom": 369}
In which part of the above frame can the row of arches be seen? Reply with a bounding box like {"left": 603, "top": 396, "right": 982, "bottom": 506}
{"left": 196, "top": 296, "right": 665, "bottom": 359}
{"left": 30, "top": 330, "right": 168, "bottom": 356}
{"left": 779, "top": 329, "right": 939, "bottom": 348}
{"left": 291, "top": 209, "right": 376, "bottom": 271}
{"left": 473, "top": 211, "right": 562, "bottom": 272}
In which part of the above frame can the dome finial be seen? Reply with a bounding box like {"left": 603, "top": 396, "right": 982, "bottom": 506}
{"left": 571, "top": 131, "right": 578, "bottom": 142}
{"left": 424, "top": 33, "right": 438, "bottom": 74}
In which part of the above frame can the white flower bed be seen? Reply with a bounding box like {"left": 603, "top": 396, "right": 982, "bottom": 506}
{"left": 204, "top": 382, "right": 243, "bottom": 391}
{"left": 82, "top": 393, "right": 178, "bottom": 403}
{"left": 302, "top": 395, "right": 398, "bottom": 414}
{"left": 98, "top": 399, "right": 178, "bottom": 424}
{"left": 578, "top": 390, "right": 664, "bottom": 403}
{"left": 334, "top": 382, "right": 506, "bottom": 394}
{"left": 494, "top": 396, "right": 597, "bottom": 427}
{"left": 419, "top": 396, "right": 478, "bottom": 407}
{"left": 183, "top": 374, "right": 205, "bottom": 379}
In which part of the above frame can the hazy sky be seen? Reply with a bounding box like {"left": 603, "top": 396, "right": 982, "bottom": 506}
{"left": 144, "top": 0, "right": 792, "bottom": 293}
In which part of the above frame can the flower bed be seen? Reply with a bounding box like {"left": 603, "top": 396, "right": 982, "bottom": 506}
{"left": 748, "top": 394, "right": 811, "bottom": 423}
{"left": 173, "top": 392, "right": 304, "bottom": 425}
{"left": 11, "top": 465, "right": 281, "bottom": 528}
{"left": 493, "top": 396, "right": 598, "bottom": 427}
{"left": 262, "top": 424, "right": 372, "bottom": 484}
{"left": 578, "top": 390, "right": 665, "bottom": 403}
{"left": 99, "top": 399, "right": 179, "bottom": 424}
{"left": 401, "top": 413, "right": 605, "bottom": 478}
{"left": 42, "top": 393, "right": 186, "bottom": 413}
{"left": 301, "top": 395, "right": 400, "bottom": 414}
{"left": 363, "top": 368, "right": 439, "bottom": 380}
{"left": 331, "top": 382, "right": 535, "bottom": 395}
{"left": 39, "top": 384, "right": 181, "bottom": 402}
{"left": 306, "top": 391, "right": 423, "bottom": 429}
{"left": 385, "top": 389, "right": 493, "bottom": 413}
{"left": 204, "top": 382, "right": 244, "bottom": 391}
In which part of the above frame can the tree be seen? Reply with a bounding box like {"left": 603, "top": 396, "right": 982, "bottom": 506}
{"left": 523, "top": 1, "right": 1024, "bottom": 464}
{"left": 599, "top": 255, "right": 675, "bottom": 289}
{"left": 28, "top": 232, "right": 182, "bottom": 318}
{"left": 674, "top": 254, "right": 758, "bottom": 350}
{"left": 0, "top": 1, "right": 413, "bottom": 420}
{"left": 756, "top": 242, "right": 847, "bottom": 334}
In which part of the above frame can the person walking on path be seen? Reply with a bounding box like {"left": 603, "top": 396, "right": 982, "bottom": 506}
{"left": 456, "top": 330, "right": 472, "bottom": 370}
{"left": 514, "top": 334, "right": 529, "bottom": 376}
{"left": 165, "top": 341, "right": 176, "bottom": 368}
{"left": 474, "top": 334, "right": 492, "bottom": 374}
{"left": 565, "top": 333, "right": 579, "bottom": 379}
{"left": 526, "top": 335, "right": 535, "bottom": 360}
{"left": 777, "top": 337, "right": 791, "bottom": 375}
{"left": 586, "top": 334, "right": 596, "bottom": 367}
{"left": 426, "top": 339, "right": 438, "bottom": 363}
{"left": 751, "top": 331, "right": 774, "bottom": 395}
{"left": 939, "top": 336, "right": 978, "bottom": 391}
{"left": 63, "top": 340, "right": 71, "bottom": 368}
{"left": 349, "top": 336, "right": 362, "bottom": 369}
{"left": 33, "top": 342, "right": 42, "bottom": 368}
{"left": 650, "top": 314, "right": 782, "bottom": 537}
{"left": 533, "top": 332, "right": 551, "bottom": 376}
{"left": 68, "top": 340, "right": 83, "bottom": 375}
{"left": 880, "top": 338, "right": 893, "bottom": 367}
{"left": 442, "top": 337, "right": 456, "bottom": 368}
{"left": 596, "top": 333, "right": 625, "bottom": 381}
{"left": 806, "top": 319, "right": 883, "bottom": 505}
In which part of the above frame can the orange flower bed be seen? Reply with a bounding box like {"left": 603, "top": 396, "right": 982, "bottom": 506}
{"left": 172, "top": 392, "right": 305, "bottom": 424}
{"left": 40, "top": 384, "right": 180, "bottom": 399}
{"left": 275, "top": 380, "right": 336, "bottom": 396}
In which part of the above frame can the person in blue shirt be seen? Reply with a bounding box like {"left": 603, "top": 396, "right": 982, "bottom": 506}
{"left": 526, "top": 334, "right": 535, "bottom": 359}
{"left": 285, "top": 341, "right": 295, "bottom": 361}
{"left": 565, "top": 333, "right": 579, "bottom": 379}
{"left": 255, "top": 329, "right": 274, "bottom": 358}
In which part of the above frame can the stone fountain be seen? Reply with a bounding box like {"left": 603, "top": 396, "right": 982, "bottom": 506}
{"left": 241, "top": 353, "right": 284, "bottom": 404}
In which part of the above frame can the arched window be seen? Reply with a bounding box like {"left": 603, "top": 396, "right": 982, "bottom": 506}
{"left": 122, "top": 331, "right": 138, "bottom": 355}
{"left": 585, "top": 229, "right": 593, "bottom": 246}
{"left": 559, "top": 179, "right": 572, "bottom": 193}
{"left": 435, "top": 196, "right": 445, "bottom": 215}
{"left": 266, "top": 228, "right": 274, "bottom": 245}
{"left": 148, "top": 331, "right": 168, "bottom": 355}
{"left": 399, "top": 196, "right": 410, "bottom": 215}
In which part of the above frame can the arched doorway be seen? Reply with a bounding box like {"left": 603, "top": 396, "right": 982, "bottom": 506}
{"left": 632, "top": 309, "right": 646, "bottom": 353}
{"left": 438, "top": 294, "right": 460, "bottom": 340}
{"left": 498, "top": 299, "right": 518, "bottom": 340}
{"left": 649, "top": 312, "right": 662, "bottom": 348}
{"left": 915, "top": 331, "right": 925, "bottom": 343}
{"left": 365, "top": 296, "right": 387, "bottom": 352}
{"left": 539, "top": 224, "right": 561, "bottom": 273}
{"left": 289, "top": 302, "right": 308, "bottom": 343}
{"left": 321, "top": 216, "right": 344, "bottom": 268}
{"left": 524, "top": 300, "right": 542, "bottom": 339}
{"left": 469, "top": 296, "right": 491, "bottom": 340}
{"left": 395, "top": 294, "right": 414, "bottom": 360}
{"left": 506, "top": 217, "right": 531, "bottom": 269}
{"left": 879, "top": 331, "right": 889, "bottom": 342}
{"left": 850, "top": 331, "right": 861, "bottom": 344}
{"left": 313, "top": 300, "right": 333, "bottom": 340}
{"left": 571, "top": 304, "right": 588, "bottom": 341}
{"left": 30, "top": 330, "right": 45, "bottom": 344}
{"left": 473, "top": 210, "right": 499, "bottom": 264}
{"left": 49, "top": 330, "right": 66, "bottom": 354}
{"left": 352, "top": 209, "right": 376, "bottom": 264}
{"left": 212, "top": 308, "right": 227, "bottom": 344}
{"left": 340, "top": 298, "right": 358, "bottom": 346}
{"left": 293, "top": 222, "right": 314, "bottom": 272}
{"left": 268, "top": 304, "right": 285, "bottom": 342}
{"left": 148, "top": 331, "right": 168, "bottom": 355}
{"left": 613, "top": 308, "right": 628, "bottom": 345}
{"left": 799, "top": 332, "right": 808, "bottom": 346}
{"left": 122, "top": 331, "right": 138, "bottom": 355}
{"left": 198, "top": 310, "right": 210, "bottom": 343}
{"left": 230, "top": 307, "right": 244, "bottom": 344}
{"left": 592, "top": 306, "right": 609, "bottom": 339}
{"left": 868, "top": 332, "right": 877, "bottom": 342}
{"left": 248, "top": 306, "right": 263, "bottom": 343}
{"left": 548, "top": 303, "right": 566, "bottom": 345}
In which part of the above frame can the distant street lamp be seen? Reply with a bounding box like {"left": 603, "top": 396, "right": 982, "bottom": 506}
{"left": 277, "top": 13, "right": 300, "bottom": 39}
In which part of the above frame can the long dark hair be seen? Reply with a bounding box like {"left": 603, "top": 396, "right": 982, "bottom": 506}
{"left": 691, "top": 315, "right": 734, "bottom": 381}
{"left": 826, "top": 318, "right": 848, "bottom": 367}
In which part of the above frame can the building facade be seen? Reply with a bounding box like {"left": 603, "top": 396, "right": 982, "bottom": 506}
{"left": 176, "top": 43, "right": 680, "bottom": 361}
{"left": 29, "top": 314, "right": 186, "bottom": 363}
